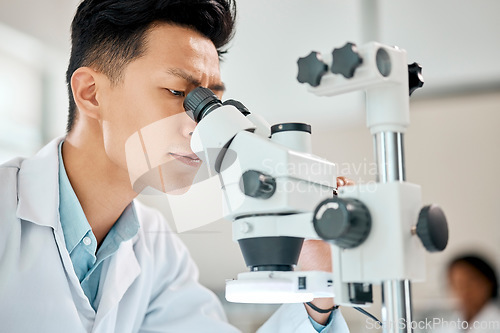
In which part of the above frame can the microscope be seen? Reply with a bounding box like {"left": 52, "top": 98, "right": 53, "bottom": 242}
{"left": 183, "top": 41, "right": 449, "bottom": 331}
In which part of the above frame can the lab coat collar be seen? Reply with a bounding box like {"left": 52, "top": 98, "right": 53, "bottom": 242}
{"left": 16, "top": 136, "right": 63, "bottom": 230}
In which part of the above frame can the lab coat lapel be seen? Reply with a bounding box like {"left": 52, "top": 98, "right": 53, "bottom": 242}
{"left": 94, "top": 239, "right": 141, "bottom": 323}
{"left": 53, "top": 225, "right": 97, "bottom": 325}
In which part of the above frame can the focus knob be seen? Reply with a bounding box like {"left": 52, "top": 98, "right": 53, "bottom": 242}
{"left": 239, "top": 170, "right": 276, "bottom": 199}
{"left": 331, "top": 42, "right": 363, "bottom": 79}
{"left": 313, "top": 197, "right": 371, "bottom": 249}
{"left": 297, "top": 51, "right": 328, "bottom": 87}
{"left": 416, "top": 205, "right": 448, "bottom": 252}
{"left": 408, "top": 62, "right": 424, "bottom": 96}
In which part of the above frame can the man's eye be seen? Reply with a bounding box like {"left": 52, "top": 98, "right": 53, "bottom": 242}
{"left": 166, "top": 88, "right": 185, "bottom": 97}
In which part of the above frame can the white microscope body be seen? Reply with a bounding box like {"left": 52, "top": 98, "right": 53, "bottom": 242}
{"left": 187, "top": 89, "right": 338, "bottom": 303}
{"left": 184, "top": 41, "right": 448, "bottom": 332}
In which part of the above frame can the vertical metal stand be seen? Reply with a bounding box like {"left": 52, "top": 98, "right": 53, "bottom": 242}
{"left": 374, "top": 131, "right": 413, "bottom": 333}
{"left": 373, "top": 132, "right": 405, "bottom": 183}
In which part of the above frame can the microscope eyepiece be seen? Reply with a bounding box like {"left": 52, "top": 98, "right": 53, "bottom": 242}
{"left": 183, "top": 87, "right": 223, "bottom": 123}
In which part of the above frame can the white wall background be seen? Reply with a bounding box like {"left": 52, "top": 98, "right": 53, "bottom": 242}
{"left": 1, "top": 0, "right": 499, "bottom": 332}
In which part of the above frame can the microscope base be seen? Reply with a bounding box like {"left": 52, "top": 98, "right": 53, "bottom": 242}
{"left": 225, "top": 270, "right": 334, "bottom": 304}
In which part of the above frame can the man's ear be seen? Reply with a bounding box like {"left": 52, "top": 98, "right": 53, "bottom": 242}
{"left": 71, "top": 67, "right": 103, "bottom": 121}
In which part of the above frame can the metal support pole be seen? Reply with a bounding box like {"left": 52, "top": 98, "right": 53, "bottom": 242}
{"left": 373, "top": 132, "right": 405, "bottom": 183}
{"left": 373, "top": 131, "right": 413, "bottom": 333}
{"left": 381, "top": 280, "right": 413, "bottom": 333}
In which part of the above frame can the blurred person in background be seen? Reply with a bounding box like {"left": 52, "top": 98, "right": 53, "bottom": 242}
{"left": 435, "top": 254, "right": 500, "bottom": 333}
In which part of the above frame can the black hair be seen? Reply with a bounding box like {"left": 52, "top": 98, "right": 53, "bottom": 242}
{"left": 449, "top": 254, "right": 499, "bottom": 300}
{"left": 65, "top": 0, "right": 236, "bottom": 132}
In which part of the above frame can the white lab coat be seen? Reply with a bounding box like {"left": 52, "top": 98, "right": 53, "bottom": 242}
{"left": 0, "top": 137, "right": 349, "bottom": 333}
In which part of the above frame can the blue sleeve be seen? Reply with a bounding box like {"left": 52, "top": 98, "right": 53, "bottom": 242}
{"left": 308, "top": 312, "right": 333, "bottom": 332}
{"left": 257, "top": 303, "right": 349, "bottom": 332}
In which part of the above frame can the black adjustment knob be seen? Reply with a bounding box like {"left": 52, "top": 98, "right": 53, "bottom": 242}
{"left": 222, "top": 100, "right": 250, "bottom": 116}
{"left": 239, "top": 170, "right": 276, "bottom": 199}
{"left": 408, "top": 62, "right": 424, "bottom": 96}
{"left": 313, "top": 197, "right": 371, "bottom": 249}
{"left": 297, "top": 51, "right": 328, "bottom": 87}
{"left": 416, "top": 205, "right": 448, "bottom": 252}
{"left": 331, "top": 42, "right": 363, "bottom": 79}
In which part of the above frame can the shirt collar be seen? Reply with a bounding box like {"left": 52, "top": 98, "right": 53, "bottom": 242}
{"left": 58, "top": 140, "right": 92, "bottom": 253}
{"left": 113, "top": 203, "right": 140, "bottom": 243}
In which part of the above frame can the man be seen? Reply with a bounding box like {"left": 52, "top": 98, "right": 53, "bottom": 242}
{"left": 0, "top": 0, "right": 349, "bottom": 332}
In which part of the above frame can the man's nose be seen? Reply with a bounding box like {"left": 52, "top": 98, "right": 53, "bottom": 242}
{"left": 181, "top": 112, "right": 197, "bottom": 139}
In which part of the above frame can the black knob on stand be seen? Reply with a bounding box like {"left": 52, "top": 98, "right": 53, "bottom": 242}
{"left": 297, "top": 51, "right": 328, "bottom": 87}
{"left": 313, "top": 197, "right": 371, "bottom": 249}
{"left": 408, "top": 62, "right": 424, "bottom": 96}
{"left": 331, "top": 42, "right": 363, "bottom": 79}
{"left": 416, "top": 204, "right": 448, "bottom": 252}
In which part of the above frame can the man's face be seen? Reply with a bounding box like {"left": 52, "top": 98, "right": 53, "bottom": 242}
{"left": 98, "top": 23, "right": 224, "bottom": 194}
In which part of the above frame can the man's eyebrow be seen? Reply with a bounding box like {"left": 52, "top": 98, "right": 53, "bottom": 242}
{"left": 165, "top": 68, "right": 226, "bottom": 92}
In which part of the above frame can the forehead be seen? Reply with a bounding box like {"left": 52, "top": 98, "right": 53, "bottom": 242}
{"left": 141, "top": 23, "right": 221, "bottom": 80}
{"left": 450, "top": 262, "right": 483, "bottom": 280}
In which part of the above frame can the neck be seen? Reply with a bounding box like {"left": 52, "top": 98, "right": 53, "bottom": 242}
{"left": 63, "top": 119, "right": 137, "bottom": 245}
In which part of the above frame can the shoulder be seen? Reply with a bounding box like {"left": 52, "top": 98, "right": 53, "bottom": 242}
{"left": 0, "top": 157, "right": 24, "bottom": 212}
{"left": 0, "top": 157, "right": 25, "bottom": 249}
{"left": 0, "top": 156, "right": 24, "bottom": 176}
{"left": 476, "top": 302, "right": 500, "bottom": 321}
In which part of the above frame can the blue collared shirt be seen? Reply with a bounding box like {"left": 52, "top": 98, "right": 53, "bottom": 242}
{"left": 58, "top": 140, "right": 139, "bottom": 310}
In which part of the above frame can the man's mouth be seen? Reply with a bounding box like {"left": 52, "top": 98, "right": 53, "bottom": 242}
{"left": 169, "top": 152, "right": 202, "bottom": 167}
